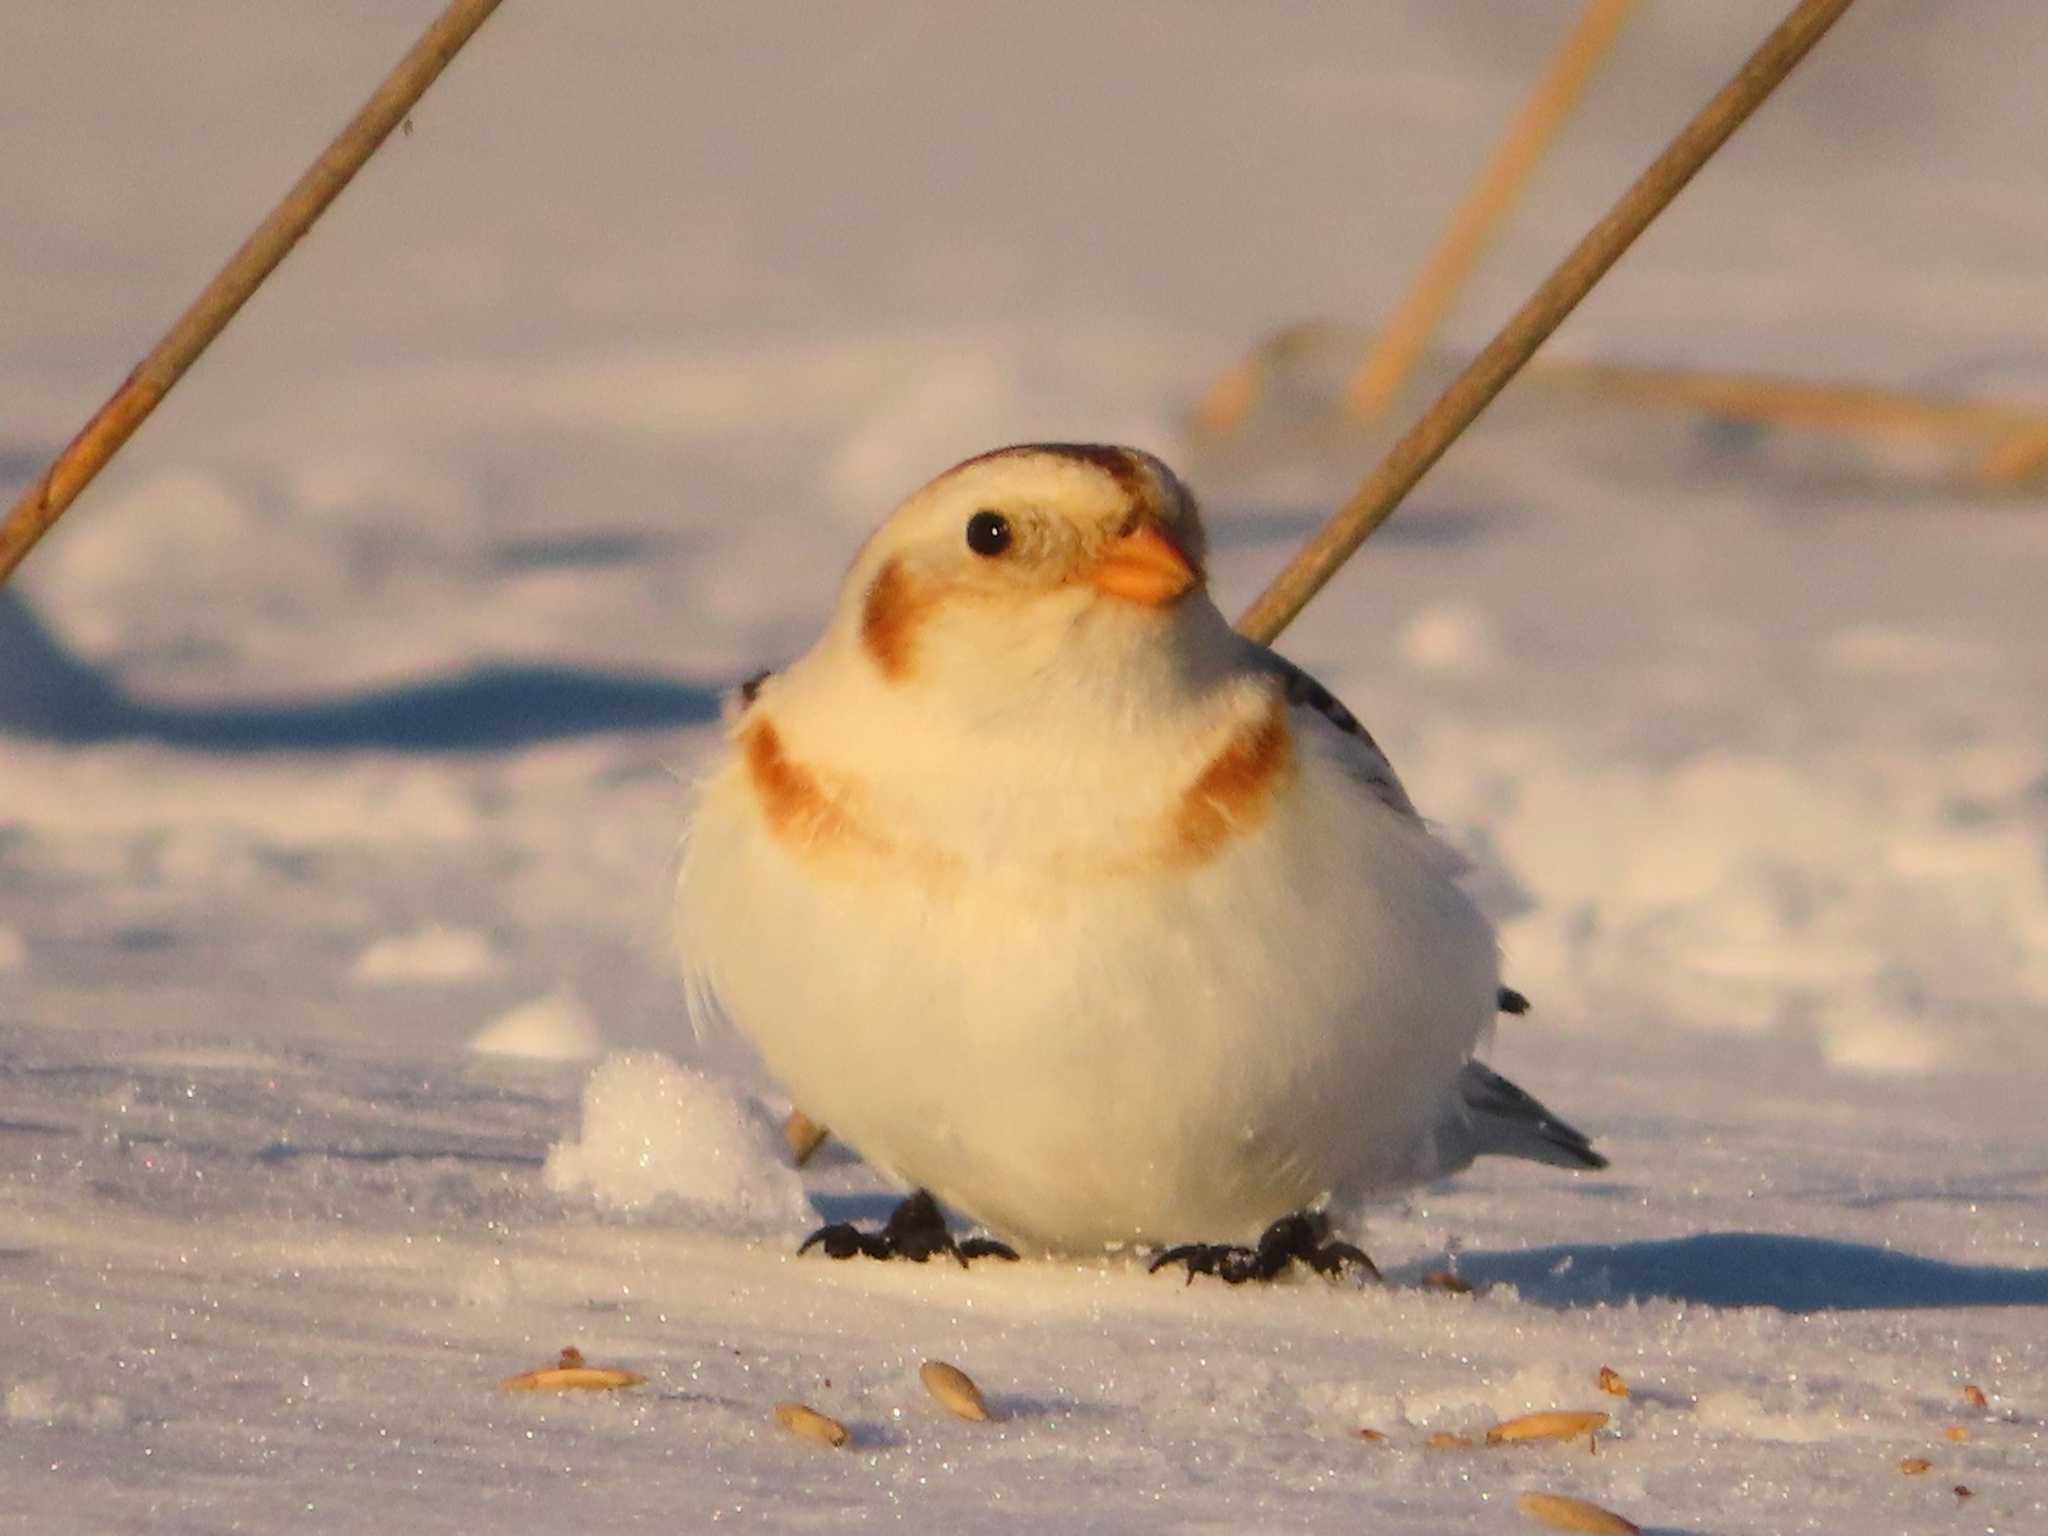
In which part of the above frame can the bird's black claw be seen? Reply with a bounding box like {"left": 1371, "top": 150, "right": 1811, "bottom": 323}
{"left": 1304, "top": 1238, "right": 1381, "bottom": 1281}
{"left": 797, "top": 1189, "right": 1016, "bottom": 1266}
{"left": 881, "top": 1189, "right": 962, "bottom": 1264}
{"left": 1149, "top": 1212, "right": 1380, "bottom": 1286}
{"left": 1149, "top": 1241, "right": 1249, "bottom": 1284}
{"left": 958, "top": 1236, "right": 1021, "bottom": 1262}
{"left": 798, "top": 1222, "right": 887, "bottom": 1260}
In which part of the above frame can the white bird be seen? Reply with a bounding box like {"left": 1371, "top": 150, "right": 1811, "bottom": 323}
{"left": 677, "top": 443, "right": 1602, "bottom": 1278}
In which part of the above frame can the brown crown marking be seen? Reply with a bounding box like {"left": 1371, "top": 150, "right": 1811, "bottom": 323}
{"left": 952, "top": 440, "right": 1141, "bottom": 485}
{"left": 1168, "top": 689, "right": 1295, "bottom": 864}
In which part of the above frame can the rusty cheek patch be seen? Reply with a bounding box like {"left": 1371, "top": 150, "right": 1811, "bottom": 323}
{"left": 741, "top": 718, "right": 879, "bottom": 857}
{"left": 1168, "top": 694, "right": 1295, "bottom": 864}
{"left": 859, "top": 557, "right": 932, "bottom": 683}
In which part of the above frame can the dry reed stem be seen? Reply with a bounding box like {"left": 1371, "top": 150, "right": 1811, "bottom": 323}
{"left": 1341, "top": 0, "right": 1640, "bottom": 423}
{"left": 1237, "top": 0, "right": 1861, "bottom": 646}
{"left": 1193, "top": 322, "right": 1345, "bottom": 436}
{"left": 1194, "top": 0, "right": 1635, "bottom": 436}
{"left": 1554, "top": 362, "right": 2048, "bottom": 468}
{"left": 1202, "top": 327, "right": 2048, "bottom": 489}
{"left": 1979, "top": 421, "right": 2048, "bottom": 485}
{"left": 0, "top": 0, "right": 506, "bottom": 584}
{"left": 1191, "top": 351, "right": 1271, "bottom": 439}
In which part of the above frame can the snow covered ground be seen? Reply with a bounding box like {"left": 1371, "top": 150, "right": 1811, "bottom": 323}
{"left": 2, "top": 2, "right": 2044, "bottom": 1529}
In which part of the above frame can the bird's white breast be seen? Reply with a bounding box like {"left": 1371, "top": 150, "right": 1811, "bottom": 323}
{"left": 678, "top": 670, "right": 1496, "bottom": 1253}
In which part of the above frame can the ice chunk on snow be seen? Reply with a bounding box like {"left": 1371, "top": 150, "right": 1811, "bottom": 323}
{"left": 1824, "top": 623, "right": 1985, "bottom": 676}
{"left": 351, "top": 925, "right": 499, "bottom": 984}
{"left": 1814, "top": 1011, "right": 1946, "bottom": 1075}
{"left": 1398, "top": 602, "right": 1497, "bottom": 675}
{"left": 544, "top": 1053, "right": 811, "bottom": 1236}
{"left": 6, "top": 1380, "right": 130, "bottom": 1430}
{"left": 470, "top": 991, "right": 603, "bottom": 1062}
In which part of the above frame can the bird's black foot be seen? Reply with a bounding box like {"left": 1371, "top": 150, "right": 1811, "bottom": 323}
{"left": 798, "top": 1189, "right": 1019, "bottom": 1267}
{"left": 1149, "top": 1211, "right": 1382, "bottom": 1286}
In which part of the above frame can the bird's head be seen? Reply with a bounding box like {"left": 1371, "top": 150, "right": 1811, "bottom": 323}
{"left": 830, "top": 444, "right": 1222, "bottom": 703}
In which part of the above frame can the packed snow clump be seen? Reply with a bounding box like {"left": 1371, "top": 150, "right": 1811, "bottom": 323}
{"left": 469, "top": 990, "right": 602, "bottom": 1062}
{"left": 351, "top": 925, "right": 500, "bottom": 984}
{"left": 6, "top": 1380, "right": 130, "bottom": 1431}
{"left": 1397, "top": 602, "right": 1498, "bottom": 675}
{"left": 544, "top": 1052, "right": 811, "bottom": 1236}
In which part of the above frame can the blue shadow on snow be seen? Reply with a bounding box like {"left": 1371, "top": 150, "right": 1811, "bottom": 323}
{"left": 0, "top": 589, "right": 718, "bottom": 753}
{"left": 1447, "top": 1231, "right": 2048, "bottom": 1314}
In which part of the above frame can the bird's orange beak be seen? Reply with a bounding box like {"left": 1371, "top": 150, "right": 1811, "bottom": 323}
{"left": 1087, "top": 519, "right": 1198, "bottom": 608}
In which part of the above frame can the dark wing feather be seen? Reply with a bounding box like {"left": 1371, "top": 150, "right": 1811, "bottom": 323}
{"left": 1251, "top": 648, "right": 1419, "bottom": 821}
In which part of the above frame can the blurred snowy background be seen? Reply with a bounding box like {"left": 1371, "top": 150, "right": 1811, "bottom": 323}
{"left": 2, "top": 3, "right": 2044, "bottom": 1530}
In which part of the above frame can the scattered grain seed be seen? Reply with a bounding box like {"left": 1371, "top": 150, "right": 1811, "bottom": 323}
{"left": 784, "top": 1110, "right": 829, "bottom": 1166}
{"left": 919, "top": 1360, "right": 992, "bottom": 1422}
{"left": 1487, "top": 1410, "right": 1611, "bottom": 1445}
{"left": 1963, "top": 1384, "right": 1989, "bottom": 1408}
{"left": 1425, "top": 1431, "right": 1475, "bottom": 1450}
{"left": 499, "top": 1350, "right": 646, "bottom": 1393}
{"left": 1354, "top": 1427, "right": 1388, "bottom": 1442}
{"left": 1954, "top": 1485, "right": 1974, "bottom": 1499}
{"left": 1898, "top": 1457, "right": 1933, "bottom": 1476}
{"left": 1514, "top": 1490, "right": 1641, "bottom": 1534}
{"left": 1422, "top": 1271, "right": 1474, "bottom": 1294}
{"left": 1597, "top": 1367, "right": 1629, "bottom": 1398}
{"left": 774, "top": 1401, "right": 849, "bottom": 1449}
{"left": 1945, "top": 1424, "right": 1969, "bottom": 1442}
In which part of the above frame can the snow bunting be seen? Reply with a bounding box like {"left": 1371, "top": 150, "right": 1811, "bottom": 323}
{"left": 678, "top": 444, "right": 1602, "bottom": 1274}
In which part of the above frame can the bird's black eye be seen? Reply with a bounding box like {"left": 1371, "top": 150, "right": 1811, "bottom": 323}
{"left": 965, "top": 509, "right": 1013, "bottom": 557}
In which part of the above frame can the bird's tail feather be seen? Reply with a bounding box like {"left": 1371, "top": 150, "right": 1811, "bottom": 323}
{"left": 1433, "top": 1060, "right": 1608, "bottom": 1174}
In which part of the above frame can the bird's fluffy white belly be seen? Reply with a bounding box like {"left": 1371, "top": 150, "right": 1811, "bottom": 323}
{"left": 679, "top": 759, "right": 1495, "bottom": 1253}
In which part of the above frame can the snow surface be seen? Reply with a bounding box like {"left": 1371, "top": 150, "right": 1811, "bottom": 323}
{"left": 2, "top": 1, "right": 2045, "bottom": 1530}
